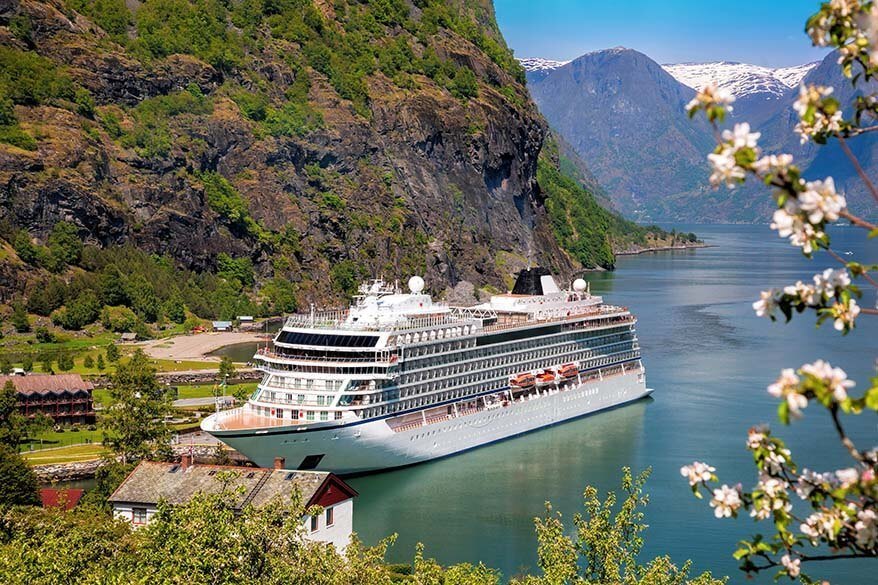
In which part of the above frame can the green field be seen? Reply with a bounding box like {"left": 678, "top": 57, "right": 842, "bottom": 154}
{"left": 22, "top": 443, "right": 107, "bottom": 465}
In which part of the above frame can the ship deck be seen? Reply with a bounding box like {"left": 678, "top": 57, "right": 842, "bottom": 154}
{"left": 205, "top": 410, "right": 300, "bottom": 431}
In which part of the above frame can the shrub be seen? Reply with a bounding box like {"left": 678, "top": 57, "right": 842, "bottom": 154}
{"left": 133, "top": 0, "right": 243, "bottom": 69}
{"left": 0, "top": 47, "right": 74, "bottom": 105}
{"left": 68, "top": 0, "right": 131, "bottom": 40}
{"left": 100, "top": 306, "right": 138, "bottom": 332}
{"left": 47, "top": 221, "right": 84, "bottom": 268}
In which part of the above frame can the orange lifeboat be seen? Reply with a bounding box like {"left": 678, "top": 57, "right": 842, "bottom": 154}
{"left": 558, "top": 363, "right": 578, "bottom": 379}
{"left": 536, "top": 371, "right": 557, "bottom": 388}
{"left": 510, "top": 373, "right": 535, "bottom": 389}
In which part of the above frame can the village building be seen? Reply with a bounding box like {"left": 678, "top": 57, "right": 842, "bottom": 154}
{"left": 107, "top": 456, "right": 358, "bottom": 550}
{"left": 40, "top": 488, "right": 84, "bottom": 510}
{"left": 0, "top": 373, "right": 95, "bottom": 426}
{"left": 212, "top": 320, "right": 233, "bottom": 332}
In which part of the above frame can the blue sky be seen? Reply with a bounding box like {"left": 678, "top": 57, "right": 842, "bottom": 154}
{"left": 494, "top": 0, "right": 830, "bottom": 67}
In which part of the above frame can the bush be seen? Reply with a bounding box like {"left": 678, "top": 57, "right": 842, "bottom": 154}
{"left": 133, "top": 0, "right": 243, "bottom": 69}
{"left": 34, "top": 327, "right": 55, "bottom": 344}
{"left": 68, "top": 0, "right": 131, "bottom": 40}
{"left": 0, "top": 46, "right": 74, "bottom": 105}
{"left": 47, "top": 221, "right": 84, "bottom": 268}
{"left": 53, "top": 291, "right": 102, "bottom": 330}
{"left": 100, "top": 305, "right": 138, "bottom": 332}
{"left": 216, "top": 253, "right": 255, "bottom": 288}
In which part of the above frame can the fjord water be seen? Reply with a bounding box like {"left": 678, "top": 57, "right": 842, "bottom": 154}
{"left": 349, "top": 225, "right": 877, "bottom": 583}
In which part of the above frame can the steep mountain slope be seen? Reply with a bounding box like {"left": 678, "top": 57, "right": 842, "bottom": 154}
{"left": 663, "top": 61, "right": 818, "bottom": 125}
{"left": 518, "top": 57, "right": 569, "bottom": 82}
{"left": 525, "top": 47, "right": 716, "bottom": 220}
{"left": 0, "top": 0, "right": 576, "bottom": 311}
{"left": 758, "top": 53, "right": 877, "bottom": 218}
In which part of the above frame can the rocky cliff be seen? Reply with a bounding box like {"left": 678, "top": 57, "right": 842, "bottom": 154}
{"left": 0, "top": 0, "right": 582, "bottom": 307}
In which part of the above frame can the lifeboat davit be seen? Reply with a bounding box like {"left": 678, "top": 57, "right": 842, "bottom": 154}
{"left": 558, "top": 363, "right": 579, "bottom": 379}
{"left": 510, "top": 373, "right": 535, "bottom": 389}
{"left": 535, "top": 371, "right": 557, "bottom": 388}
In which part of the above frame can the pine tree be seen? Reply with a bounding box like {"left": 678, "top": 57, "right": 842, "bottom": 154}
{"left": 105, "top": 343, "right": 120, "bottom": 363}
{"left": 83, "top": 355, "right": 95, "bottom": 369}
{"left": 96, "top": 353, "right": 105, "bottom": 371}
{"left": 11, "top": 302, "right": 30, "bottom": 333}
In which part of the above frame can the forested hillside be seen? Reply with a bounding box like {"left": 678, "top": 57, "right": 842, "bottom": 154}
{"left": 0, "top": 0, "right": 670, "bottom": 335}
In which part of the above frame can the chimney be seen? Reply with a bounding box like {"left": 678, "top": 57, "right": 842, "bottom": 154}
{"left": 181, "top": 453, "right": 192, "bottom": 470}
{"left": 273, "top": 456, "right": 285, "bottom": 470}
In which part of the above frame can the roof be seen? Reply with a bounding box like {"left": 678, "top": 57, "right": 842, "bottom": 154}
{"left": 0, "top": 374, "right": 93, "bottom": 395}
{"left": 120, "top": 332, "right": 137, "bottom": 340}
{"left": 107, "top": 462, "right": 357, "bottom": 511}
{"left": 40, "top": 488, "right": 84, "bottom": 510}
{"left": 212, "top": 321, "right": 232, "bottom": 327}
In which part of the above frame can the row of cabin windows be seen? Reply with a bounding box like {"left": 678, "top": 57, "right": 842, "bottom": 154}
{"left": 397, "top": 333, "right": 635, "bottom": 389}
{"left": 403, "top": 325, "right": 632, "bottom": 372}
{"left": 261, "top": 362, "right": 388, "bottom": 375}
{"left": 264, "top": 377, "right": 345, "bottom": 391}
{"left": 355, "top": 353, "right": 641, "bottom": 420}
{"left": 251, "top": 405, "right": 342, "bottom": 422}
{"left": 258, "top": 391, "right": 336, "bottom": 406}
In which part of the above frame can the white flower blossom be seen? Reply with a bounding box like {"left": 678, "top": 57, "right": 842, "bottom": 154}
{"left": 680, "top": 461, "right": 715, "bottom": 486}
{"left": 746, "top": 428, "right": 766, "bottom": 450}
{"left": 752, "top": 153, "right": 794, "bottom": 177}
{"left": 801, "top": 510, "right": 841, "bottom": 543}
{"left": 793, "top": 85, "right": 843, "bottom": 143}
{"left": 721, "top": 122, "right": 761, "bottom": 150}
{"left": 857, "top": 4, "right": 878, "bottom": 67}
{"left": 781, "top": 554, "right": 801, "bottom": 578}
{"left": 707, "top": 147, "right": 746, "bottom": 188}
{"left": 855, "top": 509, "right": 878, "bottom": 549}
{"left": 798, "top": 177, "right": 846, "bottom": 223}
{"left": 801, "top": 359, "right": 855, "bottom": 401}
{"left": 768, "top": 369, "right": 808, "bottom": 417}
{"left": 763, "top": 446, "right": 792, "bottom": 475}
{"left": 710, "top": 484, "right": 742, "bottom": 518}
{"left": 796, "top": 469, "right": 835, "bottom": 499}
{"left": 752, "top": 289, "right": 780, "bottom": 319}
{"left": 831, "top": 298, "right": 861, "bottom": 331}
{"left": 835, "top": 467, "right": 860, "bottom": 488}
{"left": 770, "top": 199, "right": 825, "bottom": 254}
{"left": 813, "top": 267, "right": 852, "bottom": 297}
{"left": 784, "top": 280, "right": 820, "bottom": 306}
{"left": 685, "top": 84, "right": 735, "bottom": 114}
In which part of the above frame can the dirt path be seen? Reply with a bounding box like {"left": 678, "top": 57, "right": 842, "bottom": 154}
{"left": 141, "top": 332, "right": 267, "bottom": 361}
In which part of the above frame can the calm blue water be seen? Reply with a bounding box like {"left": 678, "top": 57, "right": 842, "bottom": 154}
{"left": 349, "top": 225, "right": 877, "bottom": 583}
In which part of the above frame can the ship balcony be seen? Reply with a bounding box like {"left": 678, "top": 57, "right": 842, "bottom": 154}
{"left": 255, "top": 348, "right": 398, "bottom": 366}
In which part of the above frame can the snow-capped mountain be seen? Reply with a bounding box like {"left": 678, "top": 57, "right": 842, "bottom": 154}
{"left": 518, "top": 57, "right": 570, "bottom": 82}
{"left": 662, "top": 61, "right": 819, "bottom": 125}
{"left": 518, "top": 57, "right": 570, "bottom": 73}
{"left": 661, "top": 61, "right": 818, "bottom": 97}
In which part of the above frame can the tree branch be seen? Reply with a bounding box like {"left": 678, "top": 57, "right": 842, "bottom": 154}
{"left": 825, "top": 247, "right": 878, "bottom": 290}
{"left": 837, "top": 135, "right": 878, "bottom": 204}
{"left": 829, "top": 405, "right": 865, "bottom": 463}
{"left": 839, "top": 210, "right": 878, "bottom": 232}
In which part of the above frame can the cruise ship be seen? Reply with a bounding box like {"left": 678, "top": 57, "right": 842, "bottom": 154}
{"left": 201, "top": 268, "right": 651, "bottom": 474}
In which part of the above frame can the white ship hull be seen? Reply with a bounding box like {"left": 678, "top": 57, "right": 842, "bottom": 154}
{"left": 209, "top": 370, "right": 650, "bottom": 475}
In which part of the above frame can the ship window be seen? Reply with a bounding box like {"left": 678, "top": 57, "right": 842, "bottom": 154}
{"left": 277, "top": 331, "right": 380, "bottom": 348}
{"left": 306, "top": 411, "right": 315, "bottom": 421}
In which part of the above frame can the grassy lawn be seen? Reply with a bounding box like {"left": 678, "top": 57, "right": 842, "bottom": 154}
{"left": 22, "top": 443, "right": 107, "bottom": 465}
{"left": 23, "top": 428, "right": 103, "bottom": 451}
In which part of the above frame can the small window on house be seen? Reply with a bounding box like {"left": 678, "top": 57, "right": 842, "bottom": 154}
{"left": 208, "top": 470, "right": 217, "bottom": 476}
{"left": 284, "top": 472, "right": 296, "bottom": 481}
{"left": 168, "top": 465, "right": 180, "bottom": 473}
{"left": 246, "top": 472, "right": 256, "bottom": 479}
{"left": 310, "top": 515, "right": 319, "bottom": 532}
{"left": 325, "top": 506, "right": 334, "bottom": 526}
{"left": 132, "top": 508, "right": 147, "bottom": 524}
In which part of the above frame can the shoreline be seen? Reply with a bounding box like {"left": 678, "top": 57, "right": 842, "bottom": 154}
{"left": 615, "top": 242, "right": 713, "bottom": 256}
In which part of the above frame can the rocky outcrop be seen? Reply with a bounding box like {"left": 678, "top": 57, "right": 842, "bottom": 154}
{"left": 0, "top": 1, "right": 578, "bottom": 304}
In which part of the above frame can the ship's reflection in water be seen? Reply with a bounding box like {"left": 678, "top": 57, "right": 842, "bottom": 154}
{"left": 349, "top": 400, "right": 649, "bottom": 574}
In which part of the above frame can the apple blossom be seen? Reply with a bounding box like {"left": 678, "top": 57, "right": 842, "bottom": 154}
{"left": 710, "top": 484, "right": 743, "bottom": 518}
{"left": 680, "top": 461, "right": 715, "bottom": 486}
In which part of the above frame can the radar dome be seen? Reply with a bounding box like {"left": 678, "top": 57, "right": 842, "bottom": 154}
{"left": 573, "top": 278, "right": 587, "bottom": 292}
{"left": 408, "top": 275, "right": 425, "bottom": 293}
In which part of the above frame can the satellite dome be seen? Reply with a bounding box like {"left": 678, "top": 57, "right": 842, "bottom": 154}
{"left": 573, "top": 278, "right": 587, "bottom": 292}
{"left": 408, "top": 275, "right": 425, "bottom": 293}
